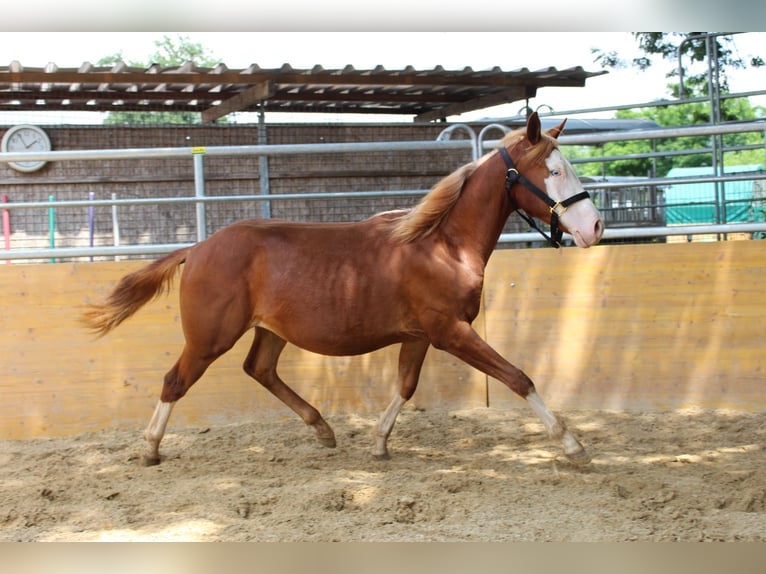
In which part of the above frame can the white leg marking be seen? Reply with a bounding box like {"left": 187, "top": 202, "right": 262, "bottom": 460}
{"left": 526, "top": 391, "right": 590, "bottom": 464}
{"left": 142, "top": 400, "right": 175, "bottom": 464}
{"left": 373, "top": 394, "right": 407, "bottom": 458}
{"left": 526, "top": 391, "right": 562, "bottom": 436}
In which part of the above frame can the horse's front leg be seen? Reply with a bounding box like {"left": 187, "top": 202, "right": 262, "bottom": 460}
{"left": 372, "top": 339, "right": 430, "bottom": 459}
{"left": 432, "top": 321, "right": 590, "bottom": 465}
{"left": 526, "top": 390, "right": 591, "bottom": 464}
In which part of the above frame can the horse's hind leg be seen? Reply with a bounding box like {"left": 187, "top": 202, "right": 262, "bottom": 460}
{"left": 142, "top": 400, "right": 175, "bottom": 466}
{"left": 372, "top": 340, "right": 430, "bottom": 460}
{"left": 243, "top": 327, "right": 336, "bottom": 448}
{"left": 141, "top": 347, "right": 220, "bottom": 466}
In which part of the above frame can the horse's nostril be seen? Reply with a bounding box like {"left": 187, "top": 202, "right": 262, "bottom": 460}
{"left": 594, "top": 219, "right": 604, "bottom": 239}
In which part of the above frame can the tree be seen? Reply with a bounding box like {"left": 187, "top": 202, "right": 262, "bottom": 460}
{"left": 98, "top": 35, "right": 227, "bottom": 125}
{"left": 592, "top": 32, "right": 763, "bottom": 99}
{"left": 570, "top": 98, "right": 765, "bottom": 179}
{"left": 578, "top": 33, "right": 765, "bottom": 177}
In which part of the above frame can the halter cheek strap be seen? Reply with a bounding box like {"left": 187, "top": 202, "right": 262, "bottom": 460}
{"left": 498, "top": 146, "right": 590, "bottom": 249}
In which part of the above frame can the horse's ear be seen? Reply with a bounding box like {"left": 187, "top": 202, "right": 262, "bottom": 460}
{"left": 548, "top": 118, "right": 567, "bottom": 139}
{"left": 526, "top": 111, "right": 541, "bottom": 144}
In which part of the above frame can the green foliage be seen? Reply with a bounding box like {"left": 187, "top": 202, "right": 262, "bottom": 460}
{"left": 580, "top": 34, "right": 765, "bottom": 177}
{"left": 145, "top": 36, "right": 214, "bottom": 68}
{"left": 98, "top": 35, "right": 227, "bottom": 126}
{"left": 593, "top": 33, "right": 755, "bottom": 98}
{"left": 574, "top": 99, "right": 764, "bottom": 178}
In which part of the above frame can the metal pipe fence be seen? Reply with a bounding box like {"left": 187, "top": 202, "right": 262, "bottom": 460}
{"left": 0, "top": 121, "right": 764, "bottom": 262}
{"left": 7, "top": 222, "right": 766, "bottom": 262}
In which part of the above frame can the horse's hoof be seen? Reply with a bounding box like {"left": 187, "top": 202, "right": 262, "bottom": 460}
{"left": 317, "top": 436, "right": 337, "bottom": 448}
{"left": 140, "top": 453, "right": 161, "bottom": 467}
{"left": 372, "top": 451, "right": 391, "bottom": 461}
{"left": 564, "top": 448, "right": 592, "bottom": 466}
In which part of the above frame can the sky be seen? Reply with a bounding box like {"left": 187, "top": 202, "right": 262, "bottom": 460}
{"left": 1, "top": 31, "right": 764, "bottom": 123}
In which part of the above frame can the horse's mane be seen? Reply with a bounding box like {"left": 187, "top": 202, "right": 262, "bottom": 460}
{"left": 389, "top": 126, "right": 558, "bottom": 243}
{"left": 389, "top": 162, "right": 478, "bottom": 243}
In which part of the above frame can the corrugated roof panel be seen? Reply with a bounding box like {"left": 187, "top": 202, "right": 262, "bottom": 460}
{"left": 0, "top": 61, "right": 606, "bottom": 121}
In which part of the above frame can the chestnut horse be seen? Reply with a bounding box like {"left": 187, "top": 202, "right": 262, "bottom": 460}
{"left": 82, "top": 112, "right": 603, "bottom": 467}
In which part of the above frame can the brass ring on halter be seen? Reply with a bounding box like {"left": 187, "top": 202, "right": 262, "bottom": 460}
{"left": 550, "top": 202, "right": 567, "bottom": 216}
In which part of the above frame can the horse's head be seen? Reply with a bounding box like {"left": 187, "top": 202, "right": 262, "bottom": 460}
{"left": 501, "top": 112, "right": 603, "bottom": 248}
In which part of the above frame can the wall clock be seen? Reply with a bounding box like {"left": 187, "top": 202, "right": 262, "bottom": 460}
{"left": 1, "top": 124, "right": 52, "bottom": 173}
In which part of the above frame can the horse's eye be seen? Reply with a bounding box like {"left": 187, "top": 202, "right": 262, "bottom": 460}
{"left": 550, "top": 169, "right": 561, "bottom": 176}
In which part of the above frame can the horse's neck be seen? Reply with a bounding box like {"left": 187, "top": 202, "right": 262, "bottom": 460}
{"left": 440, "top": 155, "right": 513, "bottom": 263}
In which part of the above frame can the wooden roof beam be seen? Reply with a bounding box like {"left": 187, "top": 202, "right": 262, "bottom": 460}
{"left": 201, "top": 80, "right": 275, "bottom": 122}
{"left": 415, "top": 86, "right": 533, "bottom": 122}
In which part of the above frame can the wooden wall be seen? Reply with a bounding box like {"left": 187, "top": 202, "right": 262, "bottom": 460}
{"left": 484, "top": 240, "right": 766, "bottom": 412}
{"left": 1, "top": 240, "right": 764, "bottom": 439}
{"left": 0, "top": 257, "right": 486, "bottom": 439}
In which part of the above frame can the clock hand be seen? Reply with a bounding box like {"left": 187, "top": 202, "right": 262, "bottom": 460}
{"left": 14, "top": 133, "right": 30, "bottom": 148}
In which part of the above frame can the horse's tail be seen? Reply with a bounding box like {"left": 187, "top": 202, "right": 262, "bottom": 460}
{"left": 81, "top": 247, "right": 192, "bottom": 337}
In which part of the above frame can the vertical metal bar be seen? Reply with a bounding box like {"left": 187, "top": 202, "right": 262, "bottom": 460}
{"left": 705, "top": 34, "right": 726, "bottom": 230}
{"left": 193, "top": 150, "right": 207, "bottom": 242}
{"left": 111, "top": 192, "right": 121, "bottom": 262}
{"left": 88, "top": 191, "right": 95, "bottom": 261}
{"left": 2, "top": 194, "right": 10, "bottom": 265}
{"left": 48, "top": 195, "right": 55, "bottom": 263}
{"left": 651, "top": 138, "right": 660, "bottom": 227}
{"left": 258, "top": 109, "right": 271, "bottom": 219}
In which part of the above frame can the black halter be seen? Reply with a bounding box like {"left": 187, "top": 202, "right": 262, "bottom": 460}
{"left": 498, "top": 146, "right": 590, "bottom": 249}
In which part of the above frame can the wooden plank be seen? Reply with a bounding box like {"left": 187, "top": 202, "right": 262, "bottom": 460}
{"left": 415, "top": 86, "right": 528, "bottom": 122}
{"left": 484, "top": 241, "right": 766, "bottom": 412}
{"left": 201, "top": 80, "right": 276, "bottom": 123}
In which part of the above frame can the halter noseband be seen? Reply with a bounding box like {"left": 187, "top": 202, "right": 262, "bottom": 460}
{"left": 498, "top": 146, "right": 590, "bottom": 249}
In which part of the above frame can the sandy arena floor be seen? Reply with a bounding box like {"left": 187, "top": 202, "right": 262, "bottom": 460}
{"left": 1, "top": 406, "right": 764, "bottom": 542}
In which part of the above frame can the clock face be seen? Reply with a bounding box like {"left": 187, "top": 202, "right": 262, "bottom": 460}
{"left": 1, "top": 125, "right": 51, "bottom": 172}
